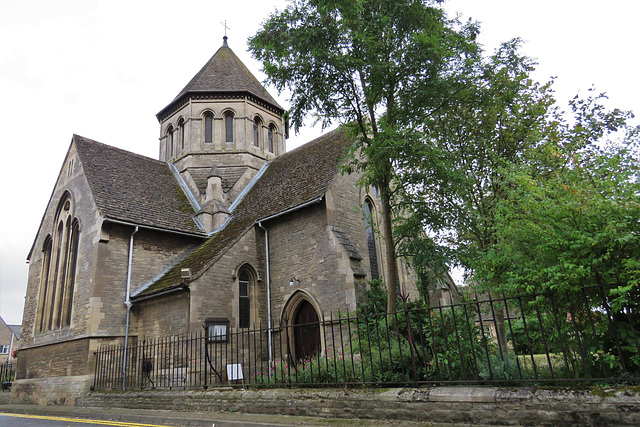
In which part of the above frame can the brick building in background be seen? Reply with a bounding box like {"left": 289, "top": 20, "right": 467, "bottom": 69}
{"left": 14, "top": 37, "right": 455, "bottom": 404}
{"left": 0, "top": 317, "right": 20, "bottom": 364}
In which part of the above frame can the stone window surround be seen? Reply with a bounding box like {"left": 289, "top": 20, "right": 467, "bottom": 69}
{"left": 35, "top": 192, "right": 80, "bottom": 334}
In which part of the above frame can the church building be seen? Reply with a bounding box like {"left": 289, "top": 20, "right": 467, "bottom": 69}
{"left": 13, "top": 37, "right": 428, "bottom": 402}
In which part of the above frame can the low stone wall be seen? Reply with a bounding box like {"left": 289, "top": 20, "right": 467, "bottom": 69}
{"left": 11, "top": 375, "right": 93, "bottom": 406}
{"left": 77, "top": 386, "right": 640, "bottom": 426}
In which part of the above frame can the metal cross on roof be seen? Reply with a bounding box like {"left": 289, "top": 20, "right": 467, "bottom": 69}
{"left": 221, "top": 20, "right": 230, "bottom": 37}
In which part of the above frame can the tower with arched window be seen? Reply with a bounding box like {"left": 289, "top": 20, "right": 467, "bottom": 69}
{"left": 156, "top": 37, "right": 286, "bottom": 233}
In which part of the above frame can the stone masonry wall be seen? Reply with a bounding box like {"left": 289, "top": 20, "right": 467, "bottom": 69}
{"left": 16, "top": 338, "right": 89, "bottom": 379}
{"left": 78, "top": 386, "right": 640, "bottom": 426}
{"left": 189, "top": 226, "right": 266, "bottom": 331}
{"left": 132, "top": 291, "right": 190, "bottom": 339}
{"left": 94, "top": 223, "right": 199, "bottom": 338}
{"left": 326, "top": 172, "right": 421, "bottom": 305}
{"left": 267, "top": 202, "right": 351, "bottom": 319}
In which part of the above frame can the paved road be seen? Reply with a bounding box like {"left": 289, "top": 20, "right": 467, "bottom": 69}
{"left": 0, "top": 413, "right": 173, "bottom": 426}
{"left": 0, "top": 405, "right": 459, "bottom": 427}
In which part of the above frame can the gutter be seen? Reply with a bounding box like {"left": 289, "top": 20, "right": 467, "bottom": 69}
{"left": 130, "top": 285, "right": 187, "bottom": 303}
{"left": 256, "top": 197, "right": 324, "bottom": 223}
{"left": 227, "top": 163, "right": 269, "bottom": 214}
{"left": 103, "top": 218, "right": 206, "bottom": 239}
{"left": 168, "top": 163, "right": 202, "bottom": 213}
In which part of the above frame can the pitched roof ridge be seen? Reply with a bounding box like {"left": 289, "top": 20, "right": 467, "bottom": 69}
{"left": 73, "top": 134, "right": 163, "bottom": 166}
{"left": 72, "top": 134, "right": 204, "bottom": 236}
{"left": 276, "top": 126, "right": 347, "bottom": 160}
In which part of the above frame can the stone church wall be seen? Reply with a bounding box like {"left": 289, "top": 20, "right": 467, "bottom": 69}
{"left": 188, "top": 226, "right": 266, "bottom": 331}
{"left": 266, "top": 202, "right": 351, "bottom": 319}
{"left": 326, "top": 172, "right": 421, "bottom": 303}
{"left": 94, "top": 223, "right": 200, "bottom": 338}
{"left": 16, "top": 338, "right": 90, "bottom": 379}
{"left": 132, "top": 291, "right": 190, "bottom": 339}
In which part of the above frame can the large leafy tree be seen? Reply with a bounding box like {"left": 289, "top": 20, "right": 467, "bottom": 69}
{"left": 249, "top": 0, "right": 478, "bottom": 313}
{"left": 479, "top": 94, "right": 639, "bottom": 302}
{"left": 395, "top": 40, "right": 556, "bottom": 289}
{"left": 389, "top": 40, "right": 558, "bottom": 350}
{"left": 475, "top": 96, "right": 640, "bottom": 369}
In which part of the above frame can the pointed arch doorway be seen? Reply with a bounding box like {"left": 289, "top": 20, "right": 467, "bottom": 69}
{"left": 282, "top": 292, "right": 322, "bottom": 362}
{"left": 293, "top": 300, "right": 321, "bottom": 361}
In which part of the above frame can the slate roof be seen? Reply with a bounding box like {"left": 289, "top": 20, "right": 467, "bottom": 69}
{"left": 73, "top": 135, "right": 205, "bottom": 236}
{"left": 158, "top": 40, "right": 282, "bottom": 119}
{"left": 8, "top": 325, "right": 21, "bottom": 340}
{"left": 134, "top": 127, "right": 352, "bottom": 299}
{"left": 188, "top": 166, "right": 247, "bottom": 194}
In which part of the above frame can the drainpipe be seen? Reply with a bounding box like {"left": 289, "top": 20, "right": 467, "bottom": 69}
{"left": 122, "top": 226, "right": 139, "bottom": 390}
{"left": 256, "top": 222, "right": 273, "bottom": 367}
{"left": 7, "top": 333, "right": 14, "bottom": 364}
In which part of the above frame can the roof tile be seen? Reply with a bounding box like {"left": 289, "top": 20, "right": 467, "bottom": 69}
{"left": 135, "top": 127, "right": 352, "bottom": 298}
{"left": 170, "top": 44, "right": 281, "bottom": 110}
{"left": 73, "top": 135, "right": 205, "bottom": 236}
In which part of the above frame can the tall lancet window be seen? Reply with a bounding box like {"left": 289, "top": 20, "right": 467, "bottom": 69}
{"left": 268, "top": 125, "right": 275, "bottom": 153}
{"left": 239, "top": 270, "right": 251, "bottom": 328}
{"left": 37, "top": 236, "right": 53, "bottom": 332}
{"left": 178, "top": 118, "right": 185, "bottom": 151}
{"left": 253, "top": 117, "right": 262, "bottom": 147}
{"left": 204, "top": 113, "right": 213, "bottom": 143}
{"left": 166, "top": 125, "right": 174, "bottom": 158}
{"left": 364, "top": 199, "right": 380, "bottom": 281}
{"left": 36, "top": 193, "right": 80, "bottom": 333}
{"left": 225, "top": 112, "right": 234, "bottom": 142}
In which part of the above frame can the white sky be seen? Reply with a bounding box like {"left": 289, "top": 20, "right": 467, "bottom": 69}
{"left": 0, "top": 0, "right": 638, "bottom": 325}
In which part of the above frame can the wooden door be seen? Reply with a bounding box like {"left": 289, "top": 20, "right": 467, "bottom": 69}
{"left": 293, "top": 301, "right": 321, "bottom": 361}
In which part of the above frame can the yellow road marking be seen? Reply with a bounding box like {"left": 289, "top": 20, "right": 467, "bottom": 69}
{"left": 0, "top": 412, "right": 172, "bottom": 427}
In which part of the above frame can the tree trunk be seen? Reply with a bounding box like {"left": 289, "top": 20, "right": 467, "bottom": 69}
{"left": 490, "top": 290, "right": 509, "bottom": 356}
{"left": 380, "top": 185, "right": 398, "bottom": 315}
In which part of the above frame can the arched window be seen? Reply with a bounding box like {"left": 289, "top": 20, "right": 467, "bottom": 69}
{"left": 268, "top": 124, "right": 276, "bottom": 153}
{"left": 63, "top": 219, "right": 80, "bottom": 326}
{"left": 37, "top": 236, "right": 53, "bottom": 332}
{"left": 238, "top": 270, "right": 250, "bottom": 328}
{"left": 36, "top": 194, "right": 80, "bottom": 332}
{"left": 166, "top": 125, "right": 174, "bottom": 158}
{"left": 204, "top": 113, "right": 213, "bottom": 143}
{"left": 178, "top": 118, "right": 185, "bottom": 151}
{"left": 364, "top": 199, "right": 380, "bottom": 281}
{"left": 253, "top": 117, "right": 262, "bottom": 147}
{"left": 225, "top": 112, "right": 234, "bottom": 143}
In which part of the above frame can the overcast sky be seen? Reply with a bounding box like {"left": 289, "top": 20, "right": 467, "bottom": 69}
{"left": 1, "top": 0, "right": 638, "bottom": 325}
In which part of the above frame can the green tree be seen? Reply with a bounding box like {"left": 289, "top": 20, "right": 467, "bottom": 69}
{"left": 249, "top": 0, "right": 478, "bottom": 313}
{"left": 479, "top": 102, "right": 640, "bottom": 372}
{"left": 391, "top": 40, "right": 557, "bottom": 350}
{"left": 395, "top": 39, "right": 556, "bottom": 284}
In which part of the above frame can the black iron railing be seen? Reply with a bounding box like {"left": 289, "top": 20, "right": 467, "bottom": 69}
{"left": 1, "top": 362, "right": 15, "bottom": 391}
{"left": 93, "top": 285, "right": 640, "bottom": 390}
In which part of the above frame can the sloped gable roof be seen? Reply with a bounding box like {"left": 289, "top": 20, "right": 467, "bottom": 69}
{"left": 134, "top": 127, "right": 352, "bottom": 298}
{"left": 8, "top": 325, "right": 21, "bottom": 340}
{"left": 73, "top": 135, "right": 205, "bottom": 236}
